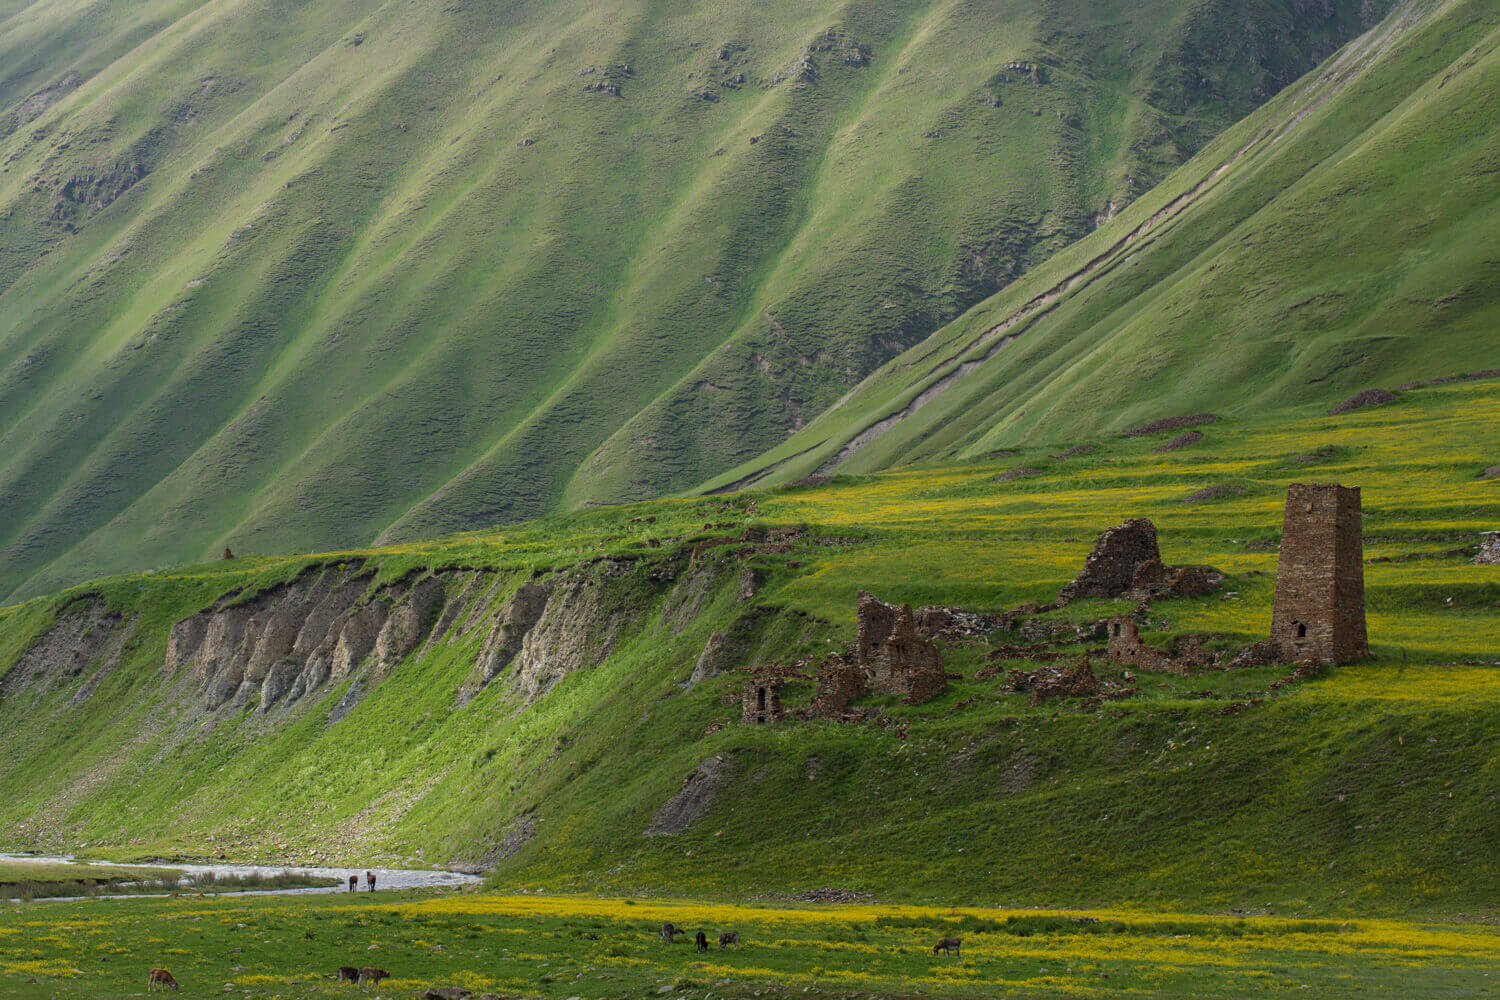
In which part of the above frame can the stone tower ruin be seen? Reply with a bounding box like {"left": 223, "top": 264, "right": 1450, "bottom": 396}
{"left": 1270, "top": 483, "right": 1368, "bottom": 664}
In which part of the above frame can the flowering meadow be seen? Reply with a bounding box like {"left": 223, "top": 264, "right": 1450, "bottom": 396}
{"left": 1, "top": 888, "right": 1497, "bottom": 999}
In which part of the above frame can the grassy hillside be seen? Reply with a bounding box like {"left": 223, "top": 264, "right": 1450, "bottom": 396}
{"left": 0, "top": 0, "right": 1390, "bottom": 601}
{"left": 1, "top": 377, "right": 1496, "bottom": 920}
{"left": 706, "top": 0, "right": 1500, "bottom": 492}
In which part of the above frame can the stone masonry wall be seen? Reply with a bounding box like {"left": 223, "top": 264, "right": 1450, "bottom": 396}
{"left": 1270, "top": 483, "right": 1368, "bottom": 663}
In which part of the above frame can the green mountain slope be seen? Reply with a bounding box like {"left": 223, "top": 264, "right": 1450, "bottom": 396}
{"left": 706, "top": 0, "right": 1500, "bottom": 492}
{"left": 0, "top": 0, "right": 1390, "bottom": 601}
{"left": 1, "top": 377, "right": 1497, "bottom": 916}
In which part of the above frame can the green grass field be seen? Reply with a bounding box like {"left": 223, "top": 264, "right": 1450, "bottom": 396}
{"left": 0, "top": 0, "right": 1394, "bottom": 602}
{"left": 1, "top": 889, "right": 1496, "bottom": 999}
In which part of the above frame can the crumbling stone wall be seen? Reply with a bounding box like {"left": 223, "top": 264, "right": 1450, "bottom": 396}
{"left": 1058, "top": 519, "right": 1161, "bottom": 601}
{"left": 1270, "top": 483, "right": 1368, "bottom": 663}
{"left": 855, "top": 591, "right": 898, "bottom": 672}
{"left": 1105, "top": 618, "right": 1188, "bottom": 676}
{"left": 805, "top": 653, "right": 868, "bottom": 718}
{"left": 852, "top": 593, "right": 946, "bottom": 705}
{"left": 1058, "top": 517, "right": 1223, "bottom": 604}
{"left": 878, "top": 605, "right": 947, "bottom": 704}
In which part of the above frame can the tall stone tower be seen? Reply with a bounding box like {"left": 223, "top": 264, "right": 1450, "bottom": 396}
{"left": 1270, "top": 483, "right": 1368, "bottom": 663}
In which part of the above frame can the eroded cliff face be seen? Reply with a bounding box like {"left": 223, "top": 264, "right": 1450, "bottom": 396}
{"left": 154, "top": 557, "right": 651, "bottom": 718}
{"left": 0, "top": 595, "right": 130, "bottom": 705}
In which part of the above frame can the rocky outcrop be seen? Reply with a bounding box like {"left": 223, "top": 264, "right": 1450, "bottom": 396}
{"left": 509, "top": 561, "right": 638, "bottom": 705}
{"left": 1329, "top": 388, "right": 1398, "bottom": 415}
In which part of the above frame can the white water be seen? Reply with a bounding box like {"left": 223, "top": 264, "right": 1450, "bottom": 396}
{"left": 0, "top": 853, "right": 481, "bottom": 902}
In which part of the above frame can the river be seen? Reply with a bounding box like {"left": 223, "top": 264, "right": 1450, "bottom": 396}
{"left": 0, "top": 853, "right": 482, "bottom": 901}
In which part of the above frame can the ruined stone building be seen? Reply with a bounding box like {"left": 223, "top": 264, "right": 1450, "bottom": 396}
{"left": 1270, "top": 483, "right": 1368, "bottom": 664}
{"left": 855, "top": 591, "right": 947, "bottom": 705}
{"left": 805, "top": 653, "right": 868, "bottom": 718}
{"left": 1057, "top": 518, "right": 1223, "bottom": 604}
{"left": 741, "top": 677, "right": 783, "bottom": 724}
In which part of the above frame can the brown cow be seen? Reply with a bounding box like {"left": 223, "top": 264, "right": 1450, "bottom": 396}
{"left": 337, "top": 966, "right": 360, "bottom": 982}
{"left": 659, "top": 922, "right": 685, "bottom": 943}
{"left": 695, "top": 931, "right": 708, "bottom": 953}
{"left": 366, "top": 870, "right": 376, "bottom": 892}
{"left": 933, "top": 937, "right": 962, "bottom": 956}
{"left": 222, "top": 547, "right": 235, "bottom": 560}
{"left": 718, "top": 931, "right": 740, "bottom": 949}
{"left": 359, "top": 968, "right": 390, "bottom": 986}
{"left": 147, "top": 968, "right": 180, "bottom": 991}
{"left": 348, "top": 874, "right": 358, "bottom": 893}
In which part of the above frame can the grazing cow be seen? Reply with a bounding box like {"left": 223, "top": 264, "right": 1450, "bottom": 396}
{"left": 348, "top": 874, "right": 358, "bottom": 893}
{"left": 933, "top": 937, "right": 962, "bottom": 956}
{"left": 659, "top": 922, "right": 686, "bottom": 944}
{"left": 366, "top": 870, "right": 376, "bottom": 892}
{"left": 337, "top": 966, "right": 360, "bottom": 982}
{"left": 695, "top": 931, "right": 708, "bottom": 953}
{"left": 222, "top": 547, "right": 235, "bottom": 560}
{"left": 359, "top": 968, "right": 390, "bottom": 986}
{"left": 147, "top": 968, "right": 179, "bottom": 992}
{"left": 718, "top": 931, "right": 740, "bottom": 949}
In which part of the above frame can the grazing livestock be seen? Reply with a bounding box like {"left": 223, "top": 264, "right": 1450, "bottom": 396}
{"left": 695, "top": 931, "right": 708, "bottom": 952}
{"left": 659, "top": 922, "right": 686, "bottom": 943}
{"left": 147, "top": 968, "right": 180, "bottom": 991}
{"left": 348, "top": 874, "right": 358, "bottom": 893}
{"left": 359, "top": 968, "right": 390, "bottom": 985}
{"left": 366, "top": 870, "right": 376, "bottom": 892}
{"left": 933, "top": 936, "right": 962, "bottom": 956}
{"left": 719, "top": 931, "right": 740, "bottom": 949}
{"left": 337, "top": 966, "right": 360, "bottom": 982}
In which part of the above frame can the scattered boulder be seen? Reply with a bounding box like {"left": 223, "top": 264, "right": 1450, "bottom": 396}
{"left": 994, "top": 466, "right": 1043, "bottom": 481}
{"left": 1478, "top": 465, "right": 1500, "bottom": 481}
{"left": 1476, "top": 531, "right": 1500, "bottom": 566}
{"left": 1329, "top": 388, "right": 1398, "bottom": 415}
{"left": 1053, "top": 444, "right": 1095, "bottom": 459}
{"left": 425, "top": 988, "right": 472, "bottom": 1000}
